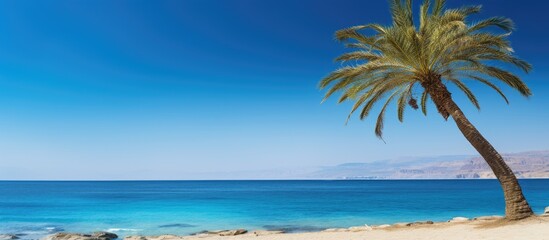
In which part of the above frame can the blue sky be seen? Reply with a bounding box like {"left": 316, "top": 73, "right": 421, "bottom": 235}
{"left": 0, "top": 0, "right": 548, "bottom": 179}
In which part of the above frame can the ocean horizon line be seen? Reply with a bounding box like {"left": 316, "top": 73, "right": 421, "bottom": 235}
{"left": 2, "top": 178, "right": 549, "bottom": 182}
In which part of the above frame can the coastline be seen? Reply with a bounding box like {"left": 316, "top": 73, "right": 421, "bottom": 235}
{"left": 39, "top": 215, "right": 549, "bottom": 240}
{"left": 3, "top": 180, "right": 549, "bottom": 239}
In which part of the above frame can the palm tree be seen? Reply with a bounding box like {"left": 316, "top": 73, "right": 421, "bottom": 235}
{"left": 319, "top": 0, "right": 534, "bottom": 220}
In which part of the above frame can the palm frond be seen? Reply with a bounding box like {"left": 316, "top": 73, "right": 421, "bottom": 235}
{"left": 466, "top": 75, "right": 509, "bottom": 104}
{"left": 419, "top": 0, "right": 431, "bottom": 32}
{"left": 334, "top": 52, "right": 381, "bottom": 62}
{"left": 432, "top": 0, "right": 447, "bottom": 16}
{"left": 390, "top": 0, "right": 414, "bottom": 27}
{"left": 476, "top": 66, "right": 531, "bottom": 96}
{"left": 420, "top": 90, "right": 430, "bottom": 115}
{"left": 469, "top": 17, "right": 514, "bottom": 33}
{"left": 448, "top": 78, "right": 480, "bottom": 109}
{"left": 375, "top": 89, "right": 402, "bottom": 138}
{"left": 397, "top": 91, "right": 409, "bottom": 122}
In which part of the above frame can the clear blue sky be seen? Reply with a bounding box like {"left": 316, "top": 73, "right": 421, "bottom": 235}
{"left": 0, "top": 0, "right": 548, "bottom": 179}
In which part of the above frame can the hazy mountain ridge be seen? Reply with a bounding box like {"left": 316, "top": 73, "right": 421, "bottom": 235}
{"left": 308, "top": 151, "right": 549, "bottom": 179}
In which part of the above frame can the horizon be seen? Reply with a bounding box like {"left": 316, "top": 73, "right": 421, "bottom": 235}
{"left": 1, "top": 0, "right": 549, "bottom": 180}
{"left": 2, "top": 149, "right": 547, "bottom": 180}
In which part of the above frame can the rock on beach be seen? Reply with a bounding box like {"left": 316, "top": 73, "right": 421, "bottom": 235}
{"left": 0, "top": 235, "right": 19, "bottom": 240}
{"left": 45, "top": 232, "right": 118, "bottom": 240}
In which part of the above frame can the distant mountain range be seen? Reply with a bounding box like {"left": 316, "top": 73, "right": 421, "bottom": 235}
{"left": 307, "top": 150, "right": 549, "bottom": 179}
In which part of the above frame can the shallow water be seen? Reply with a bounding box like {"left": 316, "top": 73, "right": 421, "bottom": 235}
{"left": 1, "top": 180, "right": 548, "bottom": 238}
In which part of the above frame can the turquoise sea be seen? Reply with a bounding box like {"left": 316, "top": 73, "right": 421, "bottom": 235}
{"left": 1, "top": 180, "right": 548, "bottom": 239}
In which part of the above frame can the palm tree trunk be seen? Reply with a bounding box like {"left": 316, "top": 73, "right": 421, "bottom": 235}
{"left": 422, "top": 76, "right": 534, "bottom": 220}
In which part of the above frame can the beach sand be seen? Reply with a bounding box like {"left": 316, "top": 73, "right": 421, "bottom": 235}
{"left": 126, "top": 216, "right": 549, "bottom": 240}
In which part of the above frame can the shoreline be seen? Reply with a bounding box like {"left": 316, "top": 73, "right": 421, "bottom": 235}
{"left": 37, "top": 214, "right": 549, "bottom": 240}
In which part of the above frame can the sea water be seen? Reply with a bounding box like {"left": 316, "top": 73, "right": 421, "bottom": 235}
{"left": 1, "top": 180, "right": 548, "bottom": 238}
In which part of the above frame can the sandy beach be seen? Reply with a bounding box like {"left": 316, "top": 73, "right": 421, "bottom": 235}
{"left": 114, "top": 215, "right": 549, "bottom": 240}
